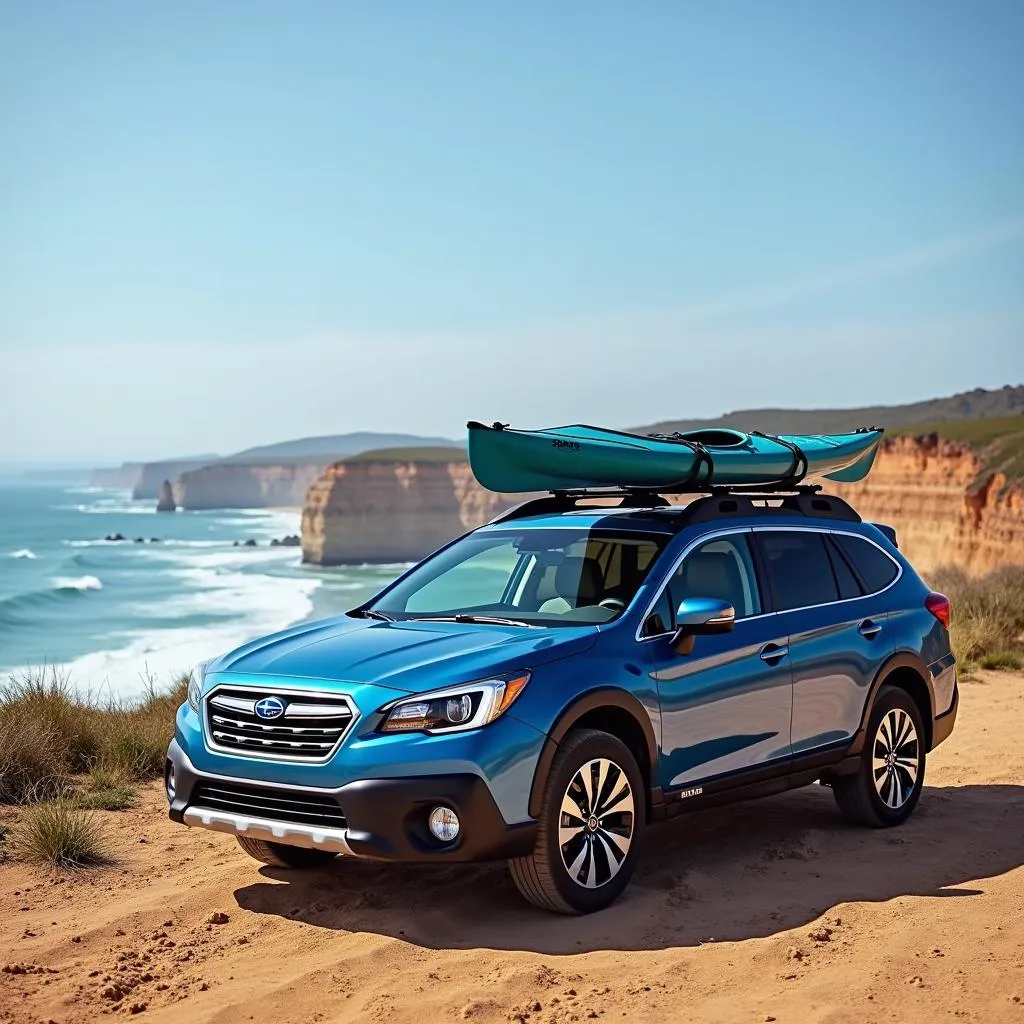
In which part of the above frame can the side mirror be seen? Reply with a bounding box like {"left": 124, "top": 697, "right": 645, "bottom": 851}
{"left": 671, "top": 597, "right": 735, "bottom": 654}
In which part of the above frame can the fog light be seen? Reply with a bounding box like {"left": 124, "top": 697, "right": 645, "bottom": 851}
{"left": 428, "top": 806, "right": 460, "bottom": 843}
{"left": 165, "top": 762, "right": 176, "bottom": 802}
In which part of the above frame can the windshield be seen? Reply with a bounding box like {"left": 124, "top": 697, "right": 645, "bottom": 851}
{"left": 363, "top": 527, "right": 669, "bottom": 626}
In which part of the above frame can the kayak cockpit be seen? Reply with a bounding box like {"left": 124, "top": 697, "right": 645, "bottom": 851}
{"left": 677, "top": 429, "right": 748, "bottom": 448}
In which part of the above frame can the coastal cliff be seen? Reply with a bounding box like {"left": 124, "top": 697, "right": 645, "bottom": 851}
{"left": 132, "top": 459, "right": 218, "bottom": 500}
{"left": 302, "top": 451, "right": 527, "bottom": 565}
{"left": 175, "top": 462, "right": 326, "bottom": 510}
{"left": 89, "top": 463, "right": 144, "bottom": 490}
{"left": 300, "top": 428, "right": 1024, "bottom": 572}
{"left": 829, "top": 431, "right": 1024, "bottom": 575}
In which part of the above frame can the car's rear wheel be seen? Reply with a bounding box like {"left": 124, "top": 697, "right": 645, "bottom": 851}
{"left": 236, "top": 836, "right": 336, "bottom": 868}
{"left": 833, "top": 685, "right": 926, "bottom": 827}
{"left": 509, "top": 728, "right": 643, "bottom": 914}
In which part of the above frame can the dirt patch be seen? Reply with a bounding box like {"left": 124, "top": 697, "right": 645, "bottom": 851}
{"left": 2, "top": 671, "right": 1023, "bottom": 1023}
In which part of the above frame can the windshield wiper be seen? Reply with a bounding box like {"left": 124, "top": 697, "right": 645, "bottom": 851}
{"left": 415, "top": 614, "right": 537, "bottom": 628}
{"left": 355, "top": 609, "right": 396, "bottom": 622}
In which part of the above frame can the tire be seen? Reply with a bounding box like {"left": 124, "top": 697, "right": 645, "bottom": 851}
{"left": 509, "top": 728, "right": 644, "bottom": 914}
{"left": 236, "top": 836, "right": 336, "bottom": 869}
{"left": 833, "top": 685, "right": 926, "bottom": 828}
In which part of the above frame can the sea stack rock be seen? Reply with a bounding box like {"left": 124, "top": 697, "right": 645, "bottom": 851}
{"left": 156, "top": 479, "right": 177, "bottom": 513}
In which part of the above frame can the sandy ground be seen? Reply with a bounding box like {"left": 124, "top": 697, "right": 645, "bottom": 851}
{"left": 2, "top": 671, "right": 1023, "bottom": 1024}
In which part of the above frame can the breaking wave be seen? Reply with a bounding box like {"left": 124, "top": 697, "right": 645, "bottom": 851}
{"left": 52, "top": 575, "right": 104, "bottom": 592}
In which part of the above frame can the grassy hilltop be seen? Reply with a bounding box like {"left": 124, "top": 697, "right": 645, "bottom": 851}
{"left": 889, "top": 413, "right": 1024, "bottom": 486}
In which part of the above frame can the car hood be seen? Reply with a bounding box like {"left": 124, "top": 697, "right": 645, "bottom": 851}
{"left": 209, "top": 615, "right": 599, "bottom": 694}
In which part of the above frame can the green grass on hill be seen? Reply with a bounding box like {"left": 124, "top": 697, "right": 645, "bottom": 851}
{"left": 343, "top": 445, "right": 467, "bottom": 464}
{"left": 889, "top": 414, "right": 1024, "bottom": 487}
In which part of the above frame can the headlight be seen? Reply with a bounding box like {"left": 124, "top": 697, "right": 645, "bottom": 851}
{"left": 187, "top": 663, "right": 208, "bottom": 713}
{"left": 378, "top": 673, "right": 530, "bottom": 734}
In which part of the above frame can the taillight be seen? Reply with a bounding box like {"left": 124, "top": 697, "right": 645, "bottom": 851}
{"left": 925, "top": 592, "right": 950, "bottom": 630}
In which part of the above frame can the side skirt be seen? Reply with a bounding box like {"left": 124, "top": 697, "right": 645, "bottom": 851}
{"left": 651, "top": 746, "right": 860, "bottom": 821}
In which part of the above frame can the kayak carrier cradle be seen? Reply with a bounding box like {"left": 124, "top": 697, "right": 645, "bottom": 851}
{"left": 490, "top": 484, "right": 862, "bottom": 526}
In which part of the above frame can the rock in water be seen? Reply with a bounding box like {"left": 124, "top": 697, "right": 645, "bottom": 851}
{"left": 156, "top": 479, "right": 177, "bottom": 513}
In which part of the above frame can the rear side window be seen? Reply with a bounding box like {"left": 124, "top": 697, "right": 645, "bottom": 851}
{"left": 833, "top": 535, "right": 899, "bottom": 593}
{"left": 825, "top": 537, "right": 864, "bottom": 600}
{"left": 758, "top": 531, "right": 839, "bottom": 610}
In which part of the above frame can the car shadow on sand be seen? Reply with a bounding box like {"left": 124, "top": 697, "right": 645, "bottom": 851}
{"left": 233, "top": 782, "right": 1024, "bottom": 954}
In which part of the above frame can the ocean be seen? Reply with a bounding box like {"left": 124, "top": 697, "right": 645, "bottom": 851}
{"left": 0, "top": 484, "right": 408, "bottom": 700}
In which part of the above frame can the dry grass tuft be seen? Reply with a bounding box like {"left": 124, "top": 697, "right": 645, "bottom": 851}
{"left": 71, "top": 785, "right": 138, "bottom": 812}
{"left": 928, "top": 565, "right": 1024, "bottom": 674}
{"left": 68, "top": 765, "right": 139, "bottom": 811}
{"left": 11, "top": 801, "right": 111, "bottom": 868}
{"left": 0, "top": 667, "right": 186, "bottom": 807}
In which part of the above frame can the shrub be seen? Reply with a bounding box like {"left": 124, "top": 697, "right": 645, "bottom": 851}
{"left": 928, "top": 565, "right": 1024, "bottom": 673}
{"left": 0, "top": 668, "right": 186, "bottom": 805}
{"left": 0, "top": 708, "right": 68, "bottom": 803}
{"left": 979, "top": 650, "right": 1024, "bottom": 672}
{"left": 95, "top": 675, "right": 188, "bottom": 780}
{"left": 71, "top": 786, "right": 138, "bottom": 812}
{"left": 67, "top": 766, "right": 139, "bottom": 811}
{"left": 0, "top": 667, "right": 101, "bottom": 776}
{"left": 11, "top": 802, "right": 110, "bottom": 868}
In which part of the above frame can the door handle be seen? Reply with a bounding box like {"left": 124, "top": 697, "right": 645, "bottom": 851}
{"left": 759, "top": 643, "right": 789, "bottom": 665}
{"left": 859, "top": 619, "right": 883, "bottom": 639}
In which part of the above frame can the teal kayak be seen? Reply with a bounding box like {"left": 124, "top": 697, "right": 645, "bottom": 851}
{"left": 467, "top": 421, "right": 883, "bottom": 493}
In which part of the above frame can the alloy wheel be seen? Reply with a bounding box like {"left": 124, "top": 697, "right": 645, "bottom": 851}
{"left": 872, "top": 708, "right": 920, "bottom": 809}
{"left": 558, "top": 757, "right": 635, "bottom": 889}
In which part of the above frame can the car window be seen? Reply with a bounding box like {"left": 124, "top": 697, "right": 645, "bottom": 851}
{"left": 833, "top": 534, "right": 899, "bottom": 593}
{"left": 663, "top": 533, "right": 762, "bottom": 624}
{"left": 825, "top": 536, "right": 864, "bottom": 600}
{"left": 404, "top": 539, "right": 522, "bottom": 613}
{"left": 758, "top": 531, "right": 840, "bottom": 610}
{"left": 372, "top": 528, "right": 669, "bottom": 626}
{"left": 644, "top": 586, "right": 674, "bottom": 637}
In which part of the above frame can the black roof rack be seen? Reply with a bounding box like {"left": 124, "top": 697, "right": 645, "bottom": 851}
{"left": 488, "top": 485, "right": 861, "bottom": 527}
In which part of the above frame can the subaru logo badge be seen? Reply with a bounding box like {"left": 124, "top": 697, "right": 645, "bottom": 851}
{"left": 254, "top": 696, "right": 286, "bottom": 720}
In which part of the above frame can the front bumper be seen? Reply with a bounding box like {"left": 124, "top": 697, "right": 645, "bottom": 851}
{"left": 166, "top": 740, "right": 537, "bottom": 863}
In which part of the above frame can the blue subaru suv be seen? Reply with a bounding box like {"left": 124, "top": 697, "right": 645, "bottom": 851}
{"left": 166, "top": 488, "right": 958, "bottom": 914}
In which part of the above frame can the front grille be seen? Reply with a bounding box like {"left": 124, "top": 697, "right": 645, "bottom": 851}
{"left": 204, "top": 687, "right": 356, "bottom": 762}
{"left": 190, "top": 780, "right": 347, "bottom": 829}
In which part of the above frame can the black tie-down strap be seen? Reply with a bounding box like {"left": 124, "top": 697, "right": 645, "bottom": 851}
{"left": 749, "top": 431, "right": 809, "bottom": 488}
{"left": 647, "top": 432, "right": 716, "bottom": 489}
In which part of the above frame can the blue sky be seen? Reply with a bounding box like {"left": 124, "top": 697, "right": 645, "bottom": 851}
{"left": 1, "top": 1, "right": 1022, "bottom": 461}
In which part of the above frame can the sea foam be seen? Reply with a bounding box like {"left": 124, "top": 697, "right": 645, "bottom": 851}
{"left": 53, "top": 575, "right": 103, "bottom": 592}
{"left": 53, "top": 551, "right": 317, "bottom": 699}
{"left": 9, "top": 549, "right": 37, "bottom": 559}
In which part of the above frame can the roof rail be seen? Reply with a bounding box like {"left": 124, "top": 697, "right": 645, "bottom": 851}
{"left": 488, "top": 485, "right": 862, "bottom": 526}
{"left": 487, "top": 489, "right": 671, "bottom": 525}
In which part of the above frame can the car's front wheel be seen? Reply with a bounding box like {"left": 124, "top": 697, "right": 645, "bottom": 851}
{"left": 832, "top": 684, "right": 926, "bottom": 827}
{"left": 236, "top": 836, "right": 336, "bottom": 868}
{"left": 509, "top": 728, "right": 644, "bottom": 914}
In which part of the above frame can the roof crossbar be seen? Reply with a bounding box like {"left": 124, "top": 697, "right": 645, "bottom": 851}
{"left": 489, "top": 484, "right": 861, "bottom": 526}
